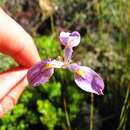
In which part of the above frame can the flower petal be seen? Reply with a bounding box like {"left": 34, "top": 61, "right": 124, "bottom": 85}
{"left": 27, "top": 60, "right": 54, "bottom": 86}
{"left": 69, "top": 31, "right": 80, "bottom": 47}
{"left": 51, "top": 60, "right": 64, "bottom": 68}
{"left": 68, "top": 65, "right": 104, "bottom": 95}
{"left": 59, "top": 31, "right": 80, "bottom": 47}
{"left": 59, "top": 32, "right": 71, "bottom": 46}
{"left": 67, "top": 63, "right": 80, "bottom": 72}
{"left": 64, "top": 47, "right": 73, "bottom": 62}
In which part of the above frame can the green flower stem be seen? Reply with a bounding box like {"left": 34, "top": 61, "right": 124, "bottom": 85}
{"left": 63, "top": 98, "right": 71, "bottom": 130}
{"left": 117, "top": 83, "right": 130, "bottom": 130}
{"left": 50, "top": 15, "right": 55, "bottom": 36}
{"left": 90, "top": 93, "right": 94, "bottom": 130}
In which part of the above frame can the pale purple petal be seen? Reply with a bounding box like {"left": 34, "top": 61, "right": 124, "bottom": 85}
{"left": 69, "top": 31, "right": 80, "bottom": 47}
{"left": 68, "top": 64, "right": 104, "bottom": 95}
{"left": 27, "top": 60, "right": 54, "bottom": 86}
{"left": 51, "top": 60, "right": 64, "bottom": 68}
{"left": 74, "top": 66, "right": 104, "bottom": 95}
{"left": 59, "top": 32, "right": 71, "bottom": 46}
{"left": 67, "top": 63, "right": 80, "bottom": 72}
{"left": 59, "top": 31, "right": 80, "bottom": 47}
{"left": 64, "top": 47, "right": 73, "bottom": 62}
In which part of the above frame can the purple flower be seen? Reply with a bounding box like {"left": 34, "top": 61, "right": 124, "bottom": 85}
{"left": 27, "top": 31, "right": 104, "bottom": 95}
{"left": 60, "top": 31, "right": 80, "bottom": 63}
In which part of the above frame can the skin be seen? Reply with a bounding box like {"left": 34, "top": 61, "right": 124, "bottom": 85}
{"left": 0, "top": 8, "right": 41, "bottom": 117}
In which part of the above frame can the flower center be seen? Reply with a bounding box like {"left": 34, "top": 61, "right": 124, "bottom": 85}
{"left": 56, "top": 56, "right": 63, "bottom": 61}
{"left": 75, "top": 70, "right": 85, "bottom": 78}
{"left": 42, "top": 64, "right": 54, "bottom": 71}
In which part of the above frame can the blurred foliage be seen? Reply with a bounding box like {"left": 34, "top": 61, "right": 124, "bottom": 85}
{"left": 0, "top": 0, "right": 6, "bottom": 5}
{"left": 0, "top": 54, "right": 17, "bottom": 72}
{"left": 35, "top": 35, "right": 62, "bottom": 59}
{"left": 37, "top": 100, "right": 58, "bottom": 130}
{"left": 0, "top": 0, "right": 130, "bottom": 130}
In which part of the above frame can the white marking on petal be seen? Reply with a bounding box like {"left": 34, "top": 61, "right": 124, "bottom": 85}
{"left": 51, "top": 60, "right": 64, "bottom": 68}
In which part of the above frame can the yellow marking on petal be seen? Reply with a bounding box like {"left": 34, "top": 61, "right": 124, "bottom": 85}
{"left": 75, "top": 70, "right": 85, "bottom": 78}
{"left": 66, "top": 39, "right": 71, "bottom": 47}
{"left": 42, "top": 64, "right": 54, "bottom": 71}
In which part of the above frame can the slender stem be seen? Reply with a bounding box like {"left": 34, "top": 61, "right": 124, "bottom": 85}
{"left": 63, "top": 98, "right": 71, "bottom": 130}
{"left": 119, "top": 83, "right": 130, "bottom": 120}
{"left": 117, "top": 83, "right": 130, "bottom": 130}
{"left": 90, "top": 93, "right": 94, "bottom": 130}
{"left": 117, "top": 114, "right": 126, "bottom": 130}
{"left": 95, "top": 0, "right": 100, "bottom": 15}
{"left": 123, "top": 114, "right": 128, "bottom": 130}
{"left": 122, "top": 98, "right": 130, "bottom": 129}
{"left": 95, "top": 0, "right": 104, "bottom": 29}
{"left": 50, "top": 15, "right": 55, "bottom": 36}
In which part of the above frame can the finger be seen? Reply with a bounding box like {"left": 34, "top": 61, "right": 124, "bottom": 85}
{"left": 0, "top": 67, "right": 28, "bottom": 100}
{"left": 0, "top": 8, "right": 41, "bottom": 67}
{"left": 0, "top": 96, "right": 14, "bottom": 118}
{"left": 0, "top": 76, "right": 28, "bottom": 118}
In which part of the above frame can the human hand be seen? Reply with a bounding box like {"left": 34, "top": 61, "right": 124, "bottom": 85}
{"left": 0, "top": 8, "right": 41, "bottom": 117}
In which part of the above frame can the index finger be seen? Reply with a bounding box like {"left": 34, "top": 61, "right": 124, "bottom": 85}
{"left": 0, "top": 8, "right": 41, "bottom": 67}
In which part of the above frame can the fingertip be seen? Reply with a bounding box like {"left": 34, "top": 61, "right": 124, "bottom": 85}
{"left": 0, "top": 8, "right": 41, "bottom": 67}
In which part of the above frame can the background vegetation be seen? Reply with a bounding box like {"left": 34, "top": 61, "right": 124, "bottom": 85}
{"left": 0, "top": 0, "right": 130, "bottom": 130}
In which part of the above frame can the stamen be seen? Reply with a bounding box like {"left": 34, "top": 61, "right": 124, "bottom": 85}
{"left": 56, "top": 56, "right": 63, "bottom": 61}
{"left": 66, "top": 39, "right": 71, "bottom": 47}
{"left": 62, "top": 64, "right": 69, "bottom": 68}
{"left": 42, "top": 64, "right": 54, "bottom": 71}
